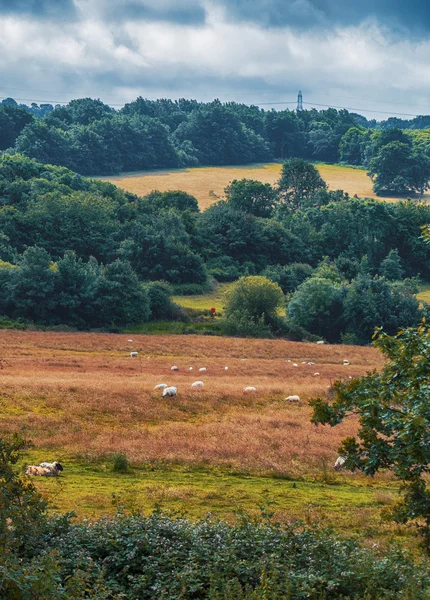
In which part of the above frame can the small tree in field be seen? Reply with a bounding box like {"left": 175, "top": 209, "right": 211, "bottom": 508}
{"left": 310, "top": 322, "right": 430, "bottom": 546}
{"left": 223, "top": 276, "right": 284, "bottom": 325}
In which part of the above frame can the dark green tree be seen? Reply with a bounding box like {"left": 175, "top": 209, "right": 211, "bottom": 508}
{"left": 368, "top": 141, "right": 430, "bottom": 196}
{"left": 311, "top": 322, "right": 430, "bottom": 545}
{"left": 224, "top": 179, "right": 278, "bottom": 217}
{"left": 380, "top": 249, "right": 404, "bottom": 280}
{"left": 93, "top": 260, "right": 150, "bottom": 327}
{"left": 278, "top": 158, "right": 326, "bottom": 210}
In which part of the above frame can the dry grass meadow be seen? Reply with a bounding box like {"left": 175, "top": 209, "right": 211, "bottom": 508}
{"left": 101, "top": 163, "right": 429, "bottom": 210}
{"left": 0, "top": 329, "right": 411, "bottom": 544}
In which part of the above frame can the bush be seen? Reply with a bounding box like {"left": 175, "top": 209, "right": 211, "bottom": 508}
{"left": 111, "top": 452, "right": 129, "bottom": 473}
{"left": 144, "top": 281, "right": 186, "bottom": 321}
{"left": 221, "top": 310, "right": 273, "bottom": 338}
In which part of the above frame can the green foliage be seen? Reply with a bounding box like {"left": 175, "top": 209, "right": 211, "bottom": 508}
{"left": 145, "top": 281, "right": 184, "bottom": 321}
{"left": 278, "top": 158, "right": 326, "bottom": 210}
{"left": 311, "top": 322, "right": 430, "bottom": 546}
{"left": 224, "top": 178, "right": 279, "bottom": 217}
{"left": 224, "top": 276, "right": 284, "bottom": 326}
{"left": 380, "top": 249, "right": 404, "bottom": 280}
{"left": 112, "top": 452, "right": 130, "bottom": 473}
{"left": 286, "top": 277, "right": 344, "bottom": 342}
{"left": 368, "top": 141, "right": 430, "bottom": 196}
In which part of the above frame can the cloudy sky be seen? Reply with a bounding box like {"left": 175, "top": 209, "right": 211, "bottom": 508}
{"left": 0, "top": 0, "right": 429, "bottom": 119}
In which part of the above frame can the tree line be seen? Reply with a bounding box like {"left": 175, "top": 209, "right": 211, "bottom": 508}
{"left": 0, "top": 154, "right": 429, "bottom": 337}
{"left": 2, "top": 96, "right": 430, "bottom": 195}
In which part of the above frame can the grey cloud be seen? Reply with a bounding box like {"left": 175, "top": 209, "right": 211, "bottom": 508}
{"left": 0, "top": 0, "right": 77, "bottom": 20}
{"left": 216, "top": 0, "right": 430, "bottom": 35}
{"left": 101, "top": 1, "right": 206, "bottom": 25}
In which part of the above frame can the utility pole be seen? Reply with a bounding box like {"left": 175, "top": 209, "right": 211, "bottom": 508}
{"left": 297, "top": 90, "right": 303, "bottom": 111}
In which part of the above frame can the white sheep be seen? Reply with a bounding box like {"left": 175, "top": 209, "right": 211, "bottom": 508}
{"left": 162, "top": 386, "right": 177, "bottom": 397}
{"left": 27, "top": 461, "right": 63, "bottom": 477}
{"left": 154, "top": 383, "right": 168, "bottom": 390}
{"left": 316, "top": 340, "right": 325, "bottom": 344}
{"left": 191, "top": 381, "right": 204, "bottom": 389}
{"left": 127, "top": 339, "right": 133, "bottom": 343}
{"left": 343, "top": 360, "right": 350, "bottom": 366}
{"left": 39, "top": 461, "right": 63, "bottom": 474}
{"left": 308, "top": 361, "right": 316, "bottom": 366}
{"left": 285, "top": 395, "right": 301, "bottom": 403}
{"left": 224, "top": 366, "right": 229, "bottom": 370}
{"left": 313, "top": 372, "right": 320, "bottom": 377}
{"left": 171, "top": 365, "right": 179, "bottom": 371}
{"left": 334, "top": 456, "right": 347, "bottom": 471}
{"left": 243, "top": 386, "right": 257, "bottom": 393}
{"left": 293, "top": 363, "right": 298, "bottom": 367}
{"left": 189, "top": 367, "right": 193, "bottom": 371}
{"left": 130, "top": 351, "right": 138, "bottom": 357}
{"left": 199, "top": 367, "right": 207, "bottom": 373}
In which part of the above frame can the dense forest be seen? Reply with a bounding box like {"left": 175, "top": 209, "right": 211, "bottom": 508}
{"left": 0, "top": 153, "right": 429, "bottom": 341}
{"left": 2, "top": 96, "right": 430, "bottom": 196}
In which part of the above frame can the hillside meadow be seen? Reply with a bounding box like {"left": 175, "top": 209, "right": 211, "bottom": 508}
{"left": 0, "top": 329, "right": 415, "bottom": 545}
{"left": 101, "top": 162, "right": 430, "bottom": 210}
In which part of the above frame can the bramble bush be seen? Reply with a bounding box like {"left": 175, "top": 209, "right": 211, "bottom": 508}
{"left": 1, "top": 435, "right": 430, "bottom": 598}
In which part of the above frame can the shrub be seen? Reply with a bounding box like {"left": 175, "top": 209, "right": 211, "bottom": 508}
{"left": 111, "top": 452, "right": 129, "bottom": 473}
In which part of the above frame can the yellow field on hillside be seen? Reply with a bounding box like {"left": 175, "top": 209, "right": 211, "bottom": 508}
{"left": 101, "top": 163, "right": 429, "bottom": 210}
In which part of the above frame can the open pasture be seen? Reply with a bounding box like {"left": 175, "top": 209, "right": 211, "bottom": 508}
{"left": 101, "top": 163, "right": 426, "bottom": 210}
{"left": 0, "top": 330, "right": 406, "bottom": 540}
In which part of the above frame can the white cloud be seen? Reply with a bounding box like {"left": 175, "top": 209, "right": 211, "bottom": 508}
{"left": 0, "top": 7, "right": 429, "bottom": 118}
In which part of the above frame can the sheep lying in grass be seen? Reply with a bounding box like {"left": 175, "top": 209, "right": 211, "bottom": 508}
{"left": 26, "top": 461, "right": 63, "bottom": 476}
{"left": 243, "top": 386, "right": 257, "bottom": 393}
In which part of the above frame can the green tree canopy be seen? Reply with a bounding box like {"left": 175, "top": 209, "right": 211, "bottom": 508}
{"left": 224, "top": 178, "right": 278, "bottom": 218}
{"left": 278, "top": 158, "right": 326, "bottom": 210}
{"left": 311, "top": 322, "right": 430, "bottom": 543}
{"left": 223, "top": 276, "right": 284, "bottom": 325}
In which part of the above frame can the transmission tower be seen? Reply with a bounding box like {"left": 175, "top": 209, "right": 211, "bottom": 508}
{"left": 297, "top": 90, "right": 303, "bottom": 111}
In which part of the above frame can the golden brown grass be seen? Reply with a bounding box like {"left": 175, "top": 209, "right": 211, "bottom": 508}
{"left": 0, "top": 330, "right": 383, "bottom": 478}
{"left": 100, "top": 163, "right": 429, "bottom": 210}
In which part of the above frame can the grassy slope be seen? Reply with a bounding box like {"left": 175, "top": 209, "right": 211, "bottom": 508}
{"left": 417, "top": 283, "right": 430, "bottom": 304}
{"left": 100, "top": 162, "right": 429, "bottom": 211}
{"left": 0, "top": 329, "right": 413, "bottom": 546}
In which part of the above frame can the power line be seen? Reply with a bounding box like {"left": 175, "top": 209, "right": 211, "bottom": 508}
{"left": 302, "top": 101, "right": 419, "bottom": 117}
{"left": 0, "top": 93, "right": 424, "bottom": 118}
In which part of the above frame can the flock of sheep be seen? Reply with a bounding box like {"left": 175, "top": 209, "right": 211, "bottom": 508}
{"left": 25, "top": 346, "right": 353, "bottom": 478}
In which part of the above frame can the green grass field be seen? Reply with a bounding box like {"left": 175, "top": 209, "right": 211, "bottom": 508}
{"left": 22, "top": 450, "right": 404, "bottom": 543}
{"left": 172, "top": 283, "right": 229, "bottom": 312}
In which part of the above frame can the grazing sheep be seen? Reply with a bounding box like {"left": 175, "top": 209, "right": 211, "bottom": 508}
{"left": 343, "top": 360, "right": 350, "bottom": 366}
{"left": 313, "top": 372, "right": 320, "bottom": 377}
{"left": 127, "top": 339, "right": 133, "bottom": 342}
{"left": 191, "top": 381, "right": 204, "bottom": 389}
{"left": 189, "top": 367, "right": 193, "bottom": 371}
{"left": 199, "top": 367, "right": 207, "bottom": 372}
{"left": 308, "top": 361, "right": 315, "bottom": 366}
{"left": 171, "top": 366, "right": 179, "bottom": 371}
{"left": 285, "top": 359, "right": 291, "bottom": 363}
{"left": 154, "top": 383, "right": 168, "bottom": 390}
{"left": 243, "top": 386, "right": 257, "bottom": 393}
{"left": 293, "top": 363, "right": 298, "bottom": 367}
{"left": 39, "top": 461, "right": 63, "bottom": 475}
{"left": 334, "top": 456, "right": 347, "bottom": 471}
{"left": 316, "top": 340, "right": 325, "bottom": 344}
{"left": 130, "top": 351, "right": 138, "bottom": 357}
{"left": 162, "top": 386, "right": 177, "bottom": 397}
{"left": 285, "top": 395, "right": 301, "bottom": 403}
{"left": 224, "top": 366, "right": 229, "bottom": 370}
